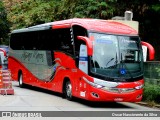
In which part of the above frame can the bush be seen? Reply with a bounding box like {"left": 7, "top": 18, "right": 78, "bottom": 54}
{"left": 143, "top": 82, "right": 160, "bottom": 104}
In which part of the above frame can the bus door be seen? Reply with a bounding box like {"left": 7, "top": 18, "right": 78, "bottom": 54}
{"left": 71, "top": 25, "right": 89, "bottom": 97}
{"left": 73, "top": 39, "right": 88, "bottom": 97}
{"left": 78, "top": 44, "right": 90, "bottom": 98}
{"left": 79, "top": 44, "right": 88, "bottom": 74}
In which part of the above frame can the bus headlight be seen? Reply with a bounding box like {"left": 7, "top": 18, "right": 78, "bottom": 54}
{"left": 135, "top": 84, "right": 144, "bottom": 90}
{"left": 82, "top": 77, "right": 103, "bottom": 88}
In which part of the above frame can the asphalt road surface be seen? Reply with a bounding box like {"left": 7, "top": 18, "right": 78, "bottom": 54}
{"left": 0, "top": 81, "right": 159, "bottom": 120}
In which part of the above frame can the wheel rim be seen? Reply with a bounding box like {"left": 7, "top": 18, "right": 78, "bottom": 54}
{"left": 66, "top": 81, "right": 72, "bottom": 99}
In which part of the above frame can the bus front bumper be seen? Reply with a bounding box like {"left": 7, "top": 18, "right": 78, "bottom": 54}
{"left": 86, "top": 86, "right": 143, "bottom": 102}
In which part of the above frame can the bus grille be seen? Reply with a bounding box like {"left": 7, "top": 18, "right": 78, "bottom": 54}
{"left": 102, "top": 87, "right": 135, "bottom": 93}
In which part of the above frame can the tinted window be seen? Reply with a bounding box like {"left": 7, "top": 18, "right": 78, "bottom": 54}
{"left": 10, "top": 28, "right": 74, "bottom": 55}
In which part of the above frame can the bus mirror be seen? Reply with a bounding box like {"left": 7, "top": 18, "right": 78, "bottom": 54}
{"left": 77, "top": 36, "right": 93, "bottom": 56}
{"left": 141, "top": 41, "right": 155, "bottom": 61}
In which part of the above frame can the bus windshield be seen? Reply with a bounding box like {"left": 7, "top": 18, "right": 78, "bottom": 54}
{"left": 89, "top": 32, "right": 143, "bottom": 82}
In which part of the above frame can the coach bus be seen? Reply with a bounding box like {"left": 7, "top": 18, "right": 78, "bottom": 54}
{"left": 9, "top": 18, "right": 155, "bottom": 102}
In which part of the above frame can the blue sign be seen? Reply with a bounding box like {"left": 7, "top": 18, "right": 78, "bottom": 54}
{"left": 96, "top": 39, "right": 113, "bottom": 44}
{"left": 79, "top": 57, "right": 88, "bottom": 61}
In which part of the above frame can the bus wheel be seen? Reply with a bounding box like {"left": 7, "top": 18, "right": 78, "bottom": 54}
{"left": 18, "top": 73, "right": 24, "bottom": 88}
{"left": 64, "top": 80, "right": 72, "bottom": 100}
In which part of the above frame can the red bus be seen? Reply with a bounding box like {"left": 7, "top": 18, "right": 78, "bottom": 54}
{"left": 9, "top": 18, "right": 154, "bottom": 102}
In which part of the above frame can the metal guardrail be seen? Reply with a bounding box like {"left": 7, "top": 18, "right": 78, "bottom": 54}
{"left": 144, "top": 61, "right": 160, "bottom": 85}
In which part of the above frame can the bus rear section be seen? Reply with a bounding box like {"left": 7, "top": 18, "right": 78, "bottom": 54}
{"left": 8, "top": 18, "right": 154, "bottom": 102}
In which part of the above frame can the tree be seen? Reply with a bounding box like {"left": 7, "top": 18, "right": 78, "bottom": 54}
{"left": 54, "top": 0, "right": 117, "bottom": 20}
{"left": 7, "top": 0, "right": 117, "bottom": 29}
{"left": 7, "top": 0, "right": 55, "bottom": 30}
{"left": 0, "top": 1, "right": 10, "bottom": 44}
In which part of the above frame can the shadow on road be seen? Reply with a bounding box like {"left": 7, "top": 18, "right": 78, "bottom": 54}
{"left": 14, "top": 83, "right": 133, "bottom": 109}
{"left": 72, "top": 98, "right": 132, "bottom": 109}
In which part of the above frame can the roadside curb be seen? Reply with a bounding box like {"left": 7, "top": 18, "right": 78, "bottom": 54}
{"left": 136, "top": 102, "right": 160, "bottom": 109}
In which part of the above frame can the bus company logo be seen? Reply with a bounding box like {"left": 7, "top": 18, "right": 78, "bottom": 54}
{"left": 118, "top": 88, "right": 126, "bottom": 93}
{"left": 118, "top": 88, "right": 123, "bottom": 93}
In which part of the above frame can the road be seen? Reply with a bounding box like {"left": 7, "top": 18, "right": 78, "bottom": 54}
{"left": 0, "top": 81, "right": 159, "bottom": 120}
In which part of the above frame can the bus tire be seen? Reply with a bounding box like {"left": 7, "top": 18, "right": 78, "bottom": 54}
{"left": 18, "top": 73, "right": 24, "bottom": 88}
{"left": 64, "top": 80, "right": 72, "bottom": 100}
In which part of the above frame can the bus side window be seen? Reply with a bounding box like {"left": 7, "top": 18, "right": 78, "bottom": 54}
{"left": 53, "top": 28, "right": 74, "bottom": 56}
{"left": 10, "top": 33, "right": 22, "bottom": 50}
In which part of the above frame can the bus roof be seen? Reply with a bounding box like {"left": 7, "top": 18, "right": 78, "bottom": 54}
{"left": 12, "top": 18, "right": 138, "bottom": 35}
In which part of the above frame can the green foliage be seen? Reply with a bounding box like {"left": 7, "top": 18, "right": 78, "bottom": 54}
{"left": 0, "top": 1, "right": 10, "bottom": 45}
{"left": 143, "top": 82, "right": 160, "bottom": 103}
{"left": 8, "top": 0, "right": 55, "bottom": 30}
{"left": 8, "top": 0, "right": 117, "bottom": 29}
{"left": 73, "top": 0, "right": 116, "bottom": 19}
{"left": 152, "top": 4, "right": 160, "bottom": 12}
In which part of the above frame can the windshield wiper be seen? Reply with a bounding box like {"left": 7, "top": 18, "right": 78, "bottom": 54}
{"left": 114, "top": 52, "right": 118, "bottom": 67}
{"left": 106, "top": 58, "right": 114, "bottom": 68}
